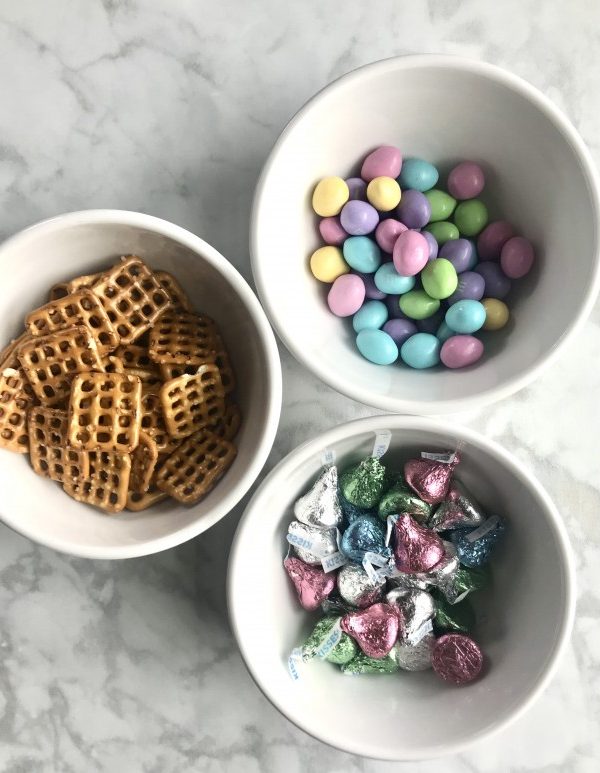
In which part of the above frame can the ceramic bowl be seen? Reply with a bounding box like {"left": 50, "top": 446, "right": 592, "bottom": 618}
{"left": 228, "top": 415, "right": 575, "bottom": 760}
{"left": 251, "top": 55, "right": 600, "bottom": 413}
{"left": 0, "top": 210, "right": 282, "bottom": 558}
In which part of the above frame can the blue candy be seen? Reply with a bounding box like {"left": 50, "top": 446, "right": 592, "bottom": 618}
{"left": 398, "top": 157, "right": 439, "bottom": 192}
{"left": 343, "top": 236, "right": 382, "bottom": 273}
{"left": 356, "top": 329, "right": 399, "bottom": 365}
{"left": 374, "top": 262, "right": 416, "bottom": 295}
{"left": 451, "top": 516, "right": 505, "bottom": 567}
{"left": 340, "top": 515, "right": 389, "bottom": 563}
{"left": 436, "top": 321, "right": 455, "bottom": 343}
{"left": 445, "top": 299, "right": 486, "bottom": 334}
{"left": 352, "top": 300, "right": 388, "bottom": 333}
{"left": 400, "top": 332, "right": 441, "bottom": 369}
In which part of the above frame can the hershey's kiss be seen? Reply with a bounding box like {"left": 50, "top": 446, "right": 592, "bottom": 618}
{"left": 392, "top": 630, "right": 435, "bottom": 671}
{"left": 378, "top": 480, "right": 431, "bottom": 523}
{"left": 393, "top": 514, "right": 445, "bottom": 573}
{"left": 340, "top": 515, "right": 388, "bottom": 563}
{"left": 404, "top": 456, "right": 458, "bottom": 505}
{"left": 294, "top": 466, "right": 343, "bottom": 528}
{"left": 339, "top": 492, "right": 375, "bottom": 525}
{"left": 432, "top": 590, "right": 475, "bottom": 634}
{"left": 451, "top": 516, "right": 505, "bottom": 568}
{"left": 341, "top": 602, "right": 400, "bottom": 659}
{"left": 437, "top": 563, "right": 490, "bottom": 604}
{"left": 288, "top": 520, "right": 338, "bottom": 566}
{"left": 386, "top": 588, "right": 435, "bottom": 645}
{"left": 341, "top": 650, "right": 400, "bottom": 675}
{"left": 428, "top": 479, "right": 485, "bottom": 531}
{"left": 301, "top": 616, "right": 357, "bottom": 664}
{"left": 284, "top": 556, "right": 336, "bottom": 611}
{"left": 338, "top": 563, "right": 385, "bottom": 608}
{"left": 340, "top": 456, "right": 387, "bottom": 509}
{"left": 387, "top": 540, "right": 459, "bottom": 592}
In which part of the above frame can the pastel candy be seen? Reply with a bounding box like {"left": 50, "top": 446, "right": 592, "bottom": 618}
{"left": 439, "top": 238, "right": 476, "bottom": 273}
{"left": 500, "top": 236, "right": 535, "bottom": 279}
{"left": 313, "top": 176, "right": 349, "bottom": 217}
{"left": 310, "top": 246, "right": 349, "bottom": 283}
{"left": 367, "top": 176, "right": 402, "bottom": 211}
{"left": 482, "top": 298, "right": 509, "bottom": 330}
{"left": 474, "top": 262, "right": 511, "bottom": 299}
{"left": 421, "top": 258, "right": 458, "bottom": 300}
{"left": 400, "top": 332, "right": 441, "bottom": 369}
{"left": 393, "top": 230, "right": 429, "bottom": 276}
{"left": 346, "top": 176, "right": 367, "bottom": 201}
{"left": 440, "top": 335, "right": 484, "bottom": 368}
{"left": 416, "top": 307, "right": 445, "bottom": 335}
{"left": 445, "top": 299, "right": 486, "bottom": 334}
{"left": 354, "top": 271, "right": 387, "bottom": 300}
{"left": 352, "top": 300, "right": 388, "bottom": 332}
{"left": 382, "top": 318, "right": 418, "bottom": 347}
{"left": 425, "top": 189, "right": 457, "bottom": 222}
{"left": 343, "top": 236, "right": 382, "bottom": 273}
{"left": 328, "top": 273, "right": 365, "bottom": 316}
{"left": 477, "top": 220, "right": 515, "bottom": 260}
{"left": 340, "top": 200, "right": 380, "bottom": 235}
{"left": 424, "top": 221, "right": 460, "bottom": 246}
{"left": 319, "top": 216, "right": 347, "bottom": 246}
{"left": 399, "top": 290, "right": 440, "bottom": 320}
{"left": 398, "top": 157, "right": 439, "bottom": 192}
{"left": 422, "top": 230, "right": 439, "bottom": 260}
{"left": 374, "top": 262, "right": 415, "bottom": 295}
{"left": 375, "top": 218, "right": 407, "bottom": 253}
{"left": 447, "top": 161, "right": 485, "bottom": 200}
{"left": 447, "top": 271, "right": 485, "bottom": 304}
{"left": 396, "top": 189, "right": 431, "bottom": 229}
{"left": 361, "top": 145, "right": 403, "bottom": 182}
{"left": 454, "top": 199, "right": 488, "bottom": 237}
{"left": 356, "top": 328, "right": 399, "bottom": 365}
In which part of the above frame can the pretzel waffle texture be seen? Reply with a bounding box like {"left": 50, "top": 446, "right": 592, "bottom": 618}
{"left": 63, "top": 450, "right": 132, "bottom": 513}
{"left": 0, "top": 368, "right": 34, "bottom": 453}
{"left": 28, "top": 406, "right": 90, "bottom": 483}
{"left": 159, "top": 364, "right": 226, "bottom": 439}
{"left": 130, "top": 430, "right": 158, "bottom": 493}
{"left": 148, "top": 311, "right": 220, "bottom": 365}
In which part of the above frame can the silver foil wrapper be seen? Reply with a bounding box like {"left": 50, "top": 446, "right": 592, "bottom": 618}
{"left": 288, "top": 520, "right": 338, "bottom": 566}
{"left": 387, "top": 541, "right": 459, "bottom": 592}
{"left": 294, "top": 466, "right": 343, "bottom": 528}
{"left": 392, "top": 629, "right": 435, "bottom": 671}
{"left": 338, "top": 563, "right": 385, "bottom": 608}
{"left": 428, "top": 479, "right": 485, "bottom": 532}
{"left": 386, "top": 588, "right": 435, "bottom": 645}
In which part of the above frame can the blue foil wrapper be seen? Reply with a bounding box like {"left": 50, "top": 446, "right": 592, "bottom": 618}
{"left": 340, "top": 515, "right": 390, "bottom": 564}
{"left": 451, "top": 516, "right": 505, "bottom": 568}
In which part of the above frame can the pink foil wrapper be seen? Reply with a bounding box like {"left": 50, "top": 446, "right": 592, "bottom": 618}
{"left": 284, "top": 556, "right": 336, "bottom": 611}
{"left": 404, "top": 455, "right": 459, "bottom": 505}
{"left": 394, "top": 513, "right": 445, "bottom": 573}
{"left": 432, "top": 633, "right": 483, "bottom": 685}
{"left": 341, "top": 602, "right": 401, "bottom": 659}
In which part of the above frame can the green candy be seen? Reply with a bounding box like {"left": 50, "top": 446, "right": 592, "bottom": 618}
{"left": 378, "top": 480, "right": 431, "bottom": 523}
{"left": 341, "top": 651, "right": 400, "bottom": 675}
{"left": 399, "top": 290, "right": 440, "bottom": 320}
{"left": 302, "top": 616, "right": 358, "bottom": 665}
{"left": 421, "top": 258, "right": 458, "bottom": 300}
{"left": 444, "top": 564, "right": 491, "bottom": 603}
{"left": 423, "top": 221, "right": 460, "bottom": 245}
{"left": 424, "top": 189, "right": 457, "bottom": 222}
{"left": 433, "top": 591, "right": 476, "bottom": 633}
{"left": 454, "top": 199, "right": 488, "bottom": 236}
{"left": 340, "top": 456, "right": 387, "bottom": 509}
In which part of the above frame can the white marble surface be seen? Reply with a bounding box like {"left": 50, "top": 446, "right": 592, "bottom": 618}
{"left": 0, "top": 0, "right": 599, "bottom": 770}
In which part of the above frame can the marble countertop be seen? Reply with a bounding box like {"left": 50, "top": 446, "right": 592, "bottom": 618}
{"left": 1, "top": 1, "right": 599, "bottom": 770}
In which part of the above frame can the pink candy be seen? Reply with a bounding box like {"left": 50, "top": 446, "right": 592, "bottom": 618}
{"left": 319, "top": 216, "right": 347, "bottom": 246}
{"left": 440, "top": 335, "right": 484, "bottom": 369}
{"left": 392, "top": 230, "right": 429, "bottom": 276}
{"left": 501, "top": 236, "right": 535, "bottom": 279}
{"left": 375, "top": 219, "right": 407, "bottom": 253}
{"left": 477, "top": 220, "right": 516, "bottom": 261}
{"left": 327, "top": 273, "right": 365, "bottom": 316}
{"left": 361, "top": 145, "right": 402, "bottom": 182}
{"left": 447, "top": 161, "right": 485, "bottom": 200}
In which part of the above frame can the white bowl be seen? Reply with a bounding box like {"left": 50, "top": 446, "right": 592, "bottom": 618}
{"left": 228, "top": 415, "right": 575, "bottom": 760}
{"left": 0, "top": 210, "right": 282, "bottom": 559}
{"left": 251, "top": 56, "right": 600, "bottom": 414}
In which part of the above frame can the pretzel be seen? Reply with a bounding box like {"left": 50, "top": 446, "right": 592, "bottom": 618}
{"left": 130, "top": 430, "right": 158, "bottom": 493}
{"left": 159, "top": 364, "right": 226, "bottom": 439}
{"left": 67, "top": 371, "right": 142, "bottom": 453}
{"left": 49, "top": 283, "right": 69, "bottom": 301}
{"left": 156, "top": 428, "right": 236, "bottom": 504}
{"left": 115, "top": 344, "right": 162, "bottom": 383}
{"left": 67, "top": 271, "right": 103, "bottom": 294}
{"left": 92, "top": 256, "right": 171, "bottom": 344}
{"left": 139, "top": 385, "right": 181, "bottom": 454}
{"left": 210, "top": 400, "right": 241, "bottom": 441}
{"left": 28, "top": 406, "right": 89, "bottom": 483}
{"left": 102, "top": 354, "right": 125, "bottom": 373}
{"left": 158, "top": 336, "right": 235, "bottom": 394}
{"left": 126, "top": 486, "right": 168, "bottom": 511}
{"left": 154, "top": 270, "right": 194, "bottom": 312}
{"left": 25, "top": 290, "right": 119, "bottom": 353}
{"left": 148, "top": 310, "right": 220, "bottom": 366}
{"left": 0, "top": 332, "right": 30, "bottom": 371}
{"left": 0, "top": 368, "right": 34, "bottom": 453}
{"left": 18, "top": 325, "right": 105, "bottom": 406}
{"left": 63, "top": 450, "right": 131, "bottom": 513}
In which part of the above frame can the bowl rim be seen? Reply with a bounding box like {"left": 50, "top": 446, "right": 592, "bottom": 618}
{"left": 227, "top": 413, "right": 576, "bottom": 760}
{"left": 250, "top": 54, "right": 600, "bottom": 414}
{"left": 0, "top": 208, "right": 283, "bottom": 559}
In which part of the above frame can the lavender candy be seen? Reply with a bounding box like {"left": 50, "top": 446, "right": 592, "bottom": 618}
{"left": 447, "top": 271, "right": 485, "bottom": 304}
{"left": 353, "top": 271, "right": 387, "bottom": 300}
{"left": 439, "top": 238, "right": 476, "bottom": 274}
{"left": 382, "top": 318, "right": 418, "bottom": 347}
{"left": 474, "top": 262, "right": 511, "bottom": 300}
{"left": 396, "top": 189, "right": 431, "bottom": 229}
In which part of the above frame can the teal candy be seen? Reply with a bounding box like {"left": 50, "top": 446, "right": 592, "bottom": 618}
{"left": 400, "top": 332, "right": 441, "bottom": 369}
{"left": 343, "top": 236, "right": 382, "bottom": 273}
{"left": 398, "top": 157, "right": 439, "bottom": 192}
{"left": 352, "top": 300, "right": 388, "bottom": 333}
{"left": 374, "top": 263, "right": 415, "bottom": 295}
{"left": 436, "top": 321, "right": 455, "bottom": 343}
{"left": 356, "top": 328, "right": 399, "bottom": 365}
{"left": 445, "top": 299, "right": 486, "bottom": 334}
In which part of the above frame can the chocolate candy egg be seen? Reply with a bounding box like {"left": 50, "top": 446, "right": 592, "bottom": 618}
{"left": 454, "top": 199, "right": 488, "bottom": 237}
{"left": 404, "top": 455, "right": 457, "bottom": 504}
{"left": 477, "top": 220, "right": 515, "bottom": 260}
{"left": 392, "top": 630, "right": 436, "bottom": 671}
{"left": 474, "top": 262, "right": 511, "bottom": 300}
{"left": 338, "top": 563, "right": 385, "bottom": 608}
{"left": 421, "top": 258, "right": 458, "bottom": 300}
{"left": 361, "top": 145, "right": 403, "bottom": 182}
{"left": 294, "top": 466, "right": 343, "bottom": 528}
{"left": 439, "top": 238, "right": 477, "bottom": 274}
{"left": 341, "top": 651, "right": 400, "bottom": 674}
{"left": 374, "top": 218, "right": 407, "bottom": 253}
{"left": 482, "top": 298, "right": 510, "bottom": 330}
{"left": 367, "top": 176, "right": 402, "bottom": 211}
{"left": 288, "top": 520, "right": 338, "bottom": 565}
{"left": 445, "top": 299, "right": 486, "bottom": 334}
{"left": 340, "top": 456, "right": 387, "bottom": 509}
{"left": 284, "top": 556, "right": 336, "bottom": 610}
{"left": 436, "top": 321, "right": 455, "bottom": 344}
{"left": 346, "top": 176, "right": 367, "bottom": 201}
{"left": 451, "top": 516, "right": 505, "bottom": 567}
{"left": 393, "top": 230, "right": 430, "bottom": 276}
{"left": 500, "top": 236, "right": 535, "bottom": 279}
{"left": 399, "top": 291, "right": 440, "bottom": 321}
{"left": 327, "top": 273, "right": 365, "bottom": 317}
{"left": 354, "top": 271, "right": 387, "bottom": 300}
{"left": 447, "top": 161, "right": 485, "bottom": 200}
{"left": 374, "top": 263, "right": 415, "bottom": 295}
{"left": 319, "top": 216, "right": 347, "bottom": 246}
{"left": 432, "top": 633, "right": 483, "bottom": 684}
{"left": 340, "top": 200, "right": 379, "bottom": 236}
{"left": 356, "top": 329, "right": 399, "bottom": 365}
{"left": 425, "top": 189, "right": 457, "bottom": 222}
{"left": 312, "top": 176, "right": 349, "bottom": 217}
{"left": 352, "top": 300, "right": 388, "bottom": 333}
{"left": 440, "top": 335, "right": 484, "bottom": 369}
{"left": 424, "top": 221, "right": 460, "bottom": 246}
{"left": 447, "top": 271, "right": 485, "bottom": 304}
{"left": 340, "top": 515, "right": 388, "bottom": 563}
{"left": 429, "top": 479, "right": 485, "bottom": 531}
{"left": 400, "top": 332, "right": 441, "bottom": 369}
{"left": 422, "top": 230, "right": 439, "bottom": 260}
{"left": 382, "top": 318, "right": 418, "bottom": 348}
{"left": 310, "top": 246, "right": 349, "bottom": 283}
{"left": 398, "top": 157, "right": 439, "bottom": 192}
{"left": 378, "top": 480, "right": 431, "bottom": 522}
{"left": 396, "top": 189, "right": 431, "bottom": 229}
{"left": 341, "top": 602, "right": 400, "bottom": 659}
{"left": 393, "top": 513, "right": 445, "bottom": 573}
{"left": 385, "top": 294, "right": 409, "bottom": 319}
{"left": 343, "top": 235, "right": 382, "bottom": 273}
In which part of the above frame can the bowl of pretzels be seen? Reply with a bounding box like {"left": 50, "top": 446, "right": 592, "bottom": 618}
{"left": 0, "top": 210, "right": 282, "bottom": 558}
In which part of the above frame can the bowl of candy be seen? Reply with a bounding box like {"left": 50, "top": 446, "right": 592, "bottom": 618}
{"left": 0, "top": 210, "right": 281, "bottom": 558}
{"left": 251, "top": 55, "right": 600, "bottom": 413}
{"left": 228, "top": 415, "right": 575, "bottom": 760}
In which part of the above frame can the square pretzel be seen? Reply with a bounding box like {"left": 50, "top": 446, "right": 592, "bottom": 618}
{"left": 28, "top": 406, "right": 90, "bottom": 483}
{"left": 209, "top": 400, "right": 241, "bottom": 441}
{"left": 0, "top": 332, "right": 31, "bottom": 371}
{"left": 130, "top": 430, "right": 159, "bottom": 493}
{"left": 158, "top": 335, "right": 235, "bottom": 394}
{"left": 126, "top": 486, "right": 168, "bottom": 511}
{"left": 63, "top": 450, "right": 131, "bottom": 513}
{"left": 92, "top": 256, "right": 171, "bottom": 345}
{"left": 0, "top": 368, "right": 34, "bottom": 453}
{"left": 67, "top": 371, "right": 142, "bottom": 452}
{"left": 115, "top": 344, "right": 162, "bottom": 383}
{"left": 159, "top": 364, "right": 226, "bottom": 439}
{"left": 154, "top": 270, "right": 194, "bottom": 312}
{"left": 148, "top": 310, "right": 220, "bottom": 366}
{"left": 156, "top": 428, "right": 237, "bottom": 504}
{"left": 17, "top": 325, "right": 105, "bottom": 406}
{"left": 139, "top": 385, "right": 180, "bottom": 454}
{"left": 26, "top": 290, "right": 119, "bottom": 353}
{"left": 66, "top": 271, "right": 102, "bottom": 294}
{"left": 49, "top": 283, "right": 69, "bottom": 302}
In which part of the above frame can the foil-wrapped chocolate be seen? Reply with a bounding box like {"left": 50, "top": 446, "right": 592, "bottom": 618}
{"left": 321, "top": 596, "right": 354, "bottom": 616}
{"left": 393, "top": 514, "right": 445, "bottom": 573}
{"left": 301, "top": 616, "right": 357, "bottom": 665}
{"left": 437, "top": 563, "right": 490, "bottom": 604}
{"left": 340, "top": 456, "right": 387, "bottom": 509}
{"left": 388, "top": 540, "right": 459, "bottom": 592}
{"left": 392, "top": 629, "right": 435, "bottom": 671}
{"left": 283, "top": 556, "right": 336, "bottom": 611}
{"left": 451, "top": 515, "right": 505, "bottom": 568}
{"left": 341, "top": 603, "right": 400, "bottom": 659}
{"left": 287, "top": 520, "right": 338, "bottom": 566}
{"left": 431, "top": 633, "right": 483, "bottom": 685}
{"left": 428, "top": 479, "right": 485, "bottom": 531}
{"left": 386, "top": 588, "right": 435, "bottom": 645}
{"left": 340, "top": 515, "right": 388, "bottom": 563}
{"left": 378, "top": 479, "right": 432, "bottom": 523}
{"left": 341, "top": 651, "right": 400, "bottom": 675}
{"left": 433, "top": 591, "right": 475, "bottom": 634}
{"left": 339, "top": 492, "right": 375, "bottom": 525}
{"left": 404, "top": 454, "right": 459, "bottom": 505}
{"left": 294, "top": 466, "right": 343, "bottom": 528}
{"left": 338, "top": 563, "right": 385, "bottom": 608}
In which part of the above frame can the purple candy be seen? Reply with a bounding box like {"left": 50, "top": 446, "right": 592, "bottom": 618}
{"left": 354, "top": 271, "right": 387, "bottom": 300}
{"left": 416, "top": 307, "right": 446, "bottom": 334}
{"left": 340, "top": 200, "right": 379, "bottom": 236}
{"left": 346, "top": 177, "right": 368, "bottom": 201}
{"left": 375, "top": 219, "right": 407, "bottom": 253}
{"left": 385, "top": 295, "right": 409, "bottom": 319}
{"left": 383, "top": 318, "right": 418, "bottom": 347}
{"left": 439, "top": 238, "right": 475, "bottom": 274}
{"left": 422, "top": 230, "right": 438, "bottom": 260}
{"left": 319, "top": 216, "right": 347, "bottom": 246}
{"left": 447, "top": 271, "right": 485, "bottom": 304}
{"left": 396, "top": 189, "right": 431, "bottom": 230}
{"left": 477, "top": 220, "right": 515, "bottom": 261}
{"left": 474, "top": 262, "right": 512, "bottom": 300}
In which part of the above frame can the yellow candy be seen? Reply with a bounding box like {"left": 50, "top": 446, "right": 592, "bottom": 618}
{"left": 310, "top": 246, "right": 349, "bottom": 283}
{"left": 312, "top": 177, "right": 349, "bottom": 217}
{"left": 366, "top": 176, "right": 401, "bottom": 212}
{"left": 482, "top": 298, "right": 509, "bottom": 330}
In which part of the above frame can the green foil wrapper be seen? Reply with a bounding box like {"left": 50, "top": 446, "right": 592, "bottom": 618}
{"left": 433, "top": 590, "right": 475, "bottom": 633}
{"left": 378, "top": 480, "right": 432, "bottom": 523}
{"left": 340, "top": 456, "right": 387, "bottom": 509}
{"left": 341, "top": 650, "right": 400, "bottom": 675}
{"left": 302, "top": 616, "right": 357, "bottom": 665}
{"left": 441, "top": 564, "right": 491, "bottom": 604}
